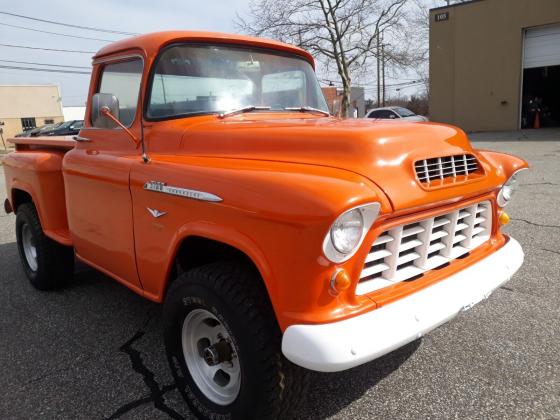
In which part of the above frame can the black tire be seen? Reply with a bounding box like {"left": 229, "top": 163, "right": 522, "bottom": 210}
{"left": 163, "top": 261, "right": 309, "bottom": 420}
{"left": 15, "top": 202, "right": 74, "bottom": 290}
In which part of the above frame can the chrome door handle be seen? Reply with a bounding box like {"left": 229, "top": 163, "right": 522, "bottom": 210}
{"left": 73, "top": 135, "right": 91, "bottom": 142}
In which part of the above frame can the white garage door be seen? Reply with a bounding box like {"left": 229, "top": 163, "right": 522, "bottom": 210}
{"left": 524, "top": 24, "right": 560, "bottom": 69}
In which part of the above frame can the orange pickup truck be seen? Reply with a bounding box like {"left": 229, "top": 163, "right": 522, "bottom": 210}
{"left": 3, "top": 31, "right": 527, "bottom": 419}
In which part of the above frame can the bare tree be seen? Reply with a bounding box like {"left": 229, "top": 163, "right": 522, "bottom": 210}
{"left": 237, "top": 0, "right": 410, "bottom": 117}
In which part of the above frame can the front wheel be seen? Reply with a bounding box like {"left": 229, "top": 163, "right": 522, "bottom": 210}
{"left": 163, "top": 261, "right": 308, "bottom": 419}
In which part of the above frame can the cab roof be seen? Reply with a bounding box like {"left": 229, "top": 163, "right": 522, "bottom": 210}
{"left": 93, "top": 31, "right": 315, "bottom": 67}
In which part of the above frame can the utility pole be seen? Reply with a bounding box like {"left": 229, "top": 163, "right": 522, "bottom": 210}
{"left": 382, "top": 42, "right": 386, "bottom": 107}
{"left": 376, "top": 32, "right": 381, "bottom": 108}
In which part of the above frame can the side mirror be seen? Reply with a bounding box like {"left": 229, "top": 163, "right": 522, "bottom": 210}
{"left": 92, "top": 93, "right": 120, "bottom": 128}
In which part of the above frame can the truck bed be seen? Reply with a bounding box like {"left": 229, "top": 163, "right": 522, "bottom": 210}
{"left": 9, "top": 135, "right": 76, "bottom": 151}
{"left": 3, "top": 136, "right": 76, "bottom": 246}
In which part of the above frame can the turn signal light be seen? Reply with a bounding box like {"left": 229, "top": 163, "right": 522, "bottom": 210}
{"left": 498, "top": 210, "right": 510, "bottom": 226}
{"left": 330, "top": 269, "right": 352, "bottom": 294}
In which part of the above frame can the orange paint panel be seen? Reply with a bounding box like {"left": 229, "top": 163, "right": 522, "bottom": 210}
{"left": 3, "top": 151, "right": 71, "bottom": 245}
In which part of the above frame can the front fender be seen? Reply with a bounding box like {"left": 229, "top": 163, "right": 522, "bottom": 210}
{"left": 476, "top": 150, "right": 529, "bottom": 182}
{"left": 130, "top": 155, "right": 391, "bottom": 330}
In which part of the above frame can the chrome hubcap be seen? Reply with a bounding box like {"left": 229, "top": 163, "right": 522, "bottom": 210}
{"left": 21, "top": 223, "right": 38, "bottom": 272}
{"left": 181, "top": 309, "right": 241, "bottom": 405}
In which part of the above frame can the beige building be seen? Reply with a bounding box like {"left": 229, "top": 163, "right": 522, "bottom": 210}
{"left": 429, "top": 0, "right": 560, "bottom": 132}
{"left": 0, "top": 85, "right": 64, "bottom": 145}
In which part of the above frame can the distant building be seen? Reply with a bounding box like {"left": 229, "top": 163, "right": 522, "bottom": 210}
{"left": 429, "top": 0, "right": 560, "bottom": 131}
{"left": 62, "top": 106, "right": 86, "bottom": 122}
{"left": 322, "top": 86, "right": 365, "bottom": 117}
{"left": 0, "top": 85, "right": 64, "bottom": 141}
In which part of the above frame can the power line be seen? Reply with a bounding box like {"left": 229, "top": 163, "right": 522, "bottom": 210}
{"left": 0, "top": 43, "right": 95, "bottom": 53}
{"left": 0, "top": 64, "right": 90, "bottom": 74}
{"left": 1, "top": 22, "right": 116, "bottom": 42}
{"left": 0, "top": 59, "right": 90, "bottom": 69}
{"left": 0, "top": 11, "right": 139, "bottom": 36}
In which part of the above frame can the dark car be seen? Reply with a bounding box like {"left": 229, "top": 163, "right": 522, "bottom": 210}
{"left": 15, "top": 124, "right": 60, "bottom": 138}
{"left": 39, "top": 120, "right": 84, "bottom": 136}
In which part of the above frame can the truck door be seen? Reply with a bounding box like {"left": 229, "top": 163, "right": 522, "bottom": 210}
{"left": 63, "top": 57, "right": 144, "bottom": 290}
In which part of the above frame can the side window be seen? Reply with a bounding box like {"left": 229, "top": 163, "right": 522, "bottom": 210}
{"left": 97, "top": 59, "right": 143, "bottom": 127}
{"left": 368, "top": 111, "right": 381, "bottom": 118}
{"left": 375, "top": 110, "right": 396, "bottom": 119}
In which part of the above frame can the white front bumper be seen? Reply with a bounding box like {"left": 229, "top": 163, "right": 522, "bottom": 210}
{"left": 282, "top": 237, "right": 524, "bottom": 372}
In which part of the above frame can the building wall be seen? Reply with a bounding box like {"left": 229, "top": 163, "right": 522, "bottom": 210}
{"left": 0, "top": 85, "right": 64, "bottom": 142}
{"left": 429, "top": 0, "right": 560, "bottom": 131}
{"left": 62, "top": 106, "right": 86, "bottom": 122}
{"left": 321, "top": 86, "right": 366, "bottom": 117}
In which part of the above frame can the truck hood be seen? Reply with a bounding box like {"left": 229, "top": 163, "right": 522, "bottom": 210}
{"left": 180, "top": 116, "right": 496, "bottom": 213}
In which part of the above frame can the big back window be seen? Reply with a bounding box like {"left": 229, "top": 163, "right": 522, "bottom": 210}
{"left": 147, "top": 44, "right": 328, "bottom": 119}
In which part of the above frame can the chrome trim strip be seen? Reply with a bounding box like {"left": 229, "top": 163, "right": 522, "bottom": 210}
{"left": 144, "top": 181, "right": 222, "bottom": 202}
{"left": 92, "top": 53, "right": 144, "bottom": 65}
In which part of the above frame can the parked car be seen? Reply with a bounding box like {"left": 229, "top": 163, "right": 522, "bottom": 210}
{"left": 15, "top": 124, "right": 59, "bottom": 138}
{"left": 366, "top": 106, "right": 428, "bottom": 122}
{"left": 39, "top": 120, "right": 84, "bottom": 136}
{"left": 2, "top": 31, "right": 527, "bottom": 420}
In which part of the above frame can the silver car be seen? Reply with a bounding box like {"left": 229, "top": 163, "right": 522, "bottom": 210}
{"left": 366, "top": 106, "right": 428, "bottom": 122}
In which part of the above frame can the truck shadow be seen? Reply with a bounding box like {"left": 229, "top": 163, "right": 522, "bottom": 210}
{"left": 301, "top": 340, "right": 420, "bottom": 419}
{"left": 0, "top": 241, "right": 420, "bottom": 419}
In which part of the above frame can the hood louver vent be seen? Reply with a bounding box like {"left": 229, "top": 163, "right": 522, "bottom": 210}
{"left": 415, "top": 154, "right": 479, "bottom": 184}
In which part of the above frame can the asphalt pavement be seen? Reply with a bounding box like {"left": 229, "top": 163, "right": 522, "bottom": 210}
{"left": 0, "top": 137, "right": 558, "bottom": 419}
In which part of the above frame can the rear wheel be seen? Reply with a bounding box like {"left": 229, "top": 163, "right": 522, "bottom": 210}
{"left": 15, "top": 202, "right": 74, "bottom": 290}
{"left": 163, "top": 261, "right": 308, "bottom": 419}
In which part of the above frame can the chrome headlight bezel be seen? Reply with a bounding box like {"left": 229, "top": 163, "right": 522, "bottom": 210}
{"left": 497, "top": 168, "right": 527, "bottom": 207}
{"left": 323, "top": 202, "right": 381, "bottom": 263}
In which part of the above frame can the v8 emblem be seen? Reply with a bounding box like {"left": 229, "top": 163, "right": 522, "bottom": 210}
{"left": 147, "top": 208, "right": 167, "bottom": 218}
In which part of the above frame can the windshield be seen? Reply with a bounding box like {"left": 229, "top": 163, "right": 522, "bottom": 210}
{"left": 147, "top": 44, "right": 329, "bottom": 119}
{"left": 394, "top": 107, "right": 416, "bottom": 117}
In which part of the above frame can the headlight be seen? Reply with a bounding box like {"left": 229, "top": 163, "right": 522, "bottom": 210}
{"left": 497, "top": 169, "right": 527, "bottom": 207}
{"left": 323, "top": 203, "right": 381, "bottom": 263}
{"left": 330, "top": 209, "right": 364, "bottom": 254}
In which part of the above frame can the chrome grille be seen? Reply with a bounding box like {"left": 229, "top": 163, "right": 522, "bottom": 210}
{"left": 357, "top": 200, "right": 492, "bottom": 295}
{"left": 415, "top": 154, "right": 479, "bottom": 183}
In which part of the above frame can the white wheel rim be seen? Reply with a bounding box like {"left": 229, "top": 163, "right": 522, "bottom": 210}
{"left": 181, "top": 309, "right": 241, "bottom": 406}
{"left": 21, "top": 223, "right": 38, "bottom": 272}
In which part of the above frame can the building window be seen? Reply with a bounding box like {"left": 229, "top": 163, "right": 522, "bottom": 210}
{"left": 21, "top": 117, "right": 37, "bottom": 130}
{"left": 44, "top": 119, "right": 54, "bottom": 124}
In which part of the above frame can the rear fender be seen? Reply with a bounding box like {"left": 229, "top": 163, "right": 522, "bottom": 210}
{"left": 4, "top": 152, "right": 72, "bottom": 246}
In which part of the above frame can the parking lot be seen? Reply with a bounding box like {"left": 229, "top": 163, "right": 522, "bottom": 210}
{"left": 0, "top": 137, "right": 559, "bottom": 419}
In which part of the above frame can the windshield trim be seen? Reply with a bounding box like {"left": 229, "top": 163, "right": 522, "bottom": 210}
{"left": 143, "top": 41, "right": 322, "bottom": 122}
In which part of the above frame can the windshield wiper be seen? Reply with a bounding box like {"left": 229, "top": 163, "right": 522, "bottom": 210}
{"left": 284, "top": 106, "right": 330, "bottom": 116}
{"left": 218, "top": 105, "right": 271, "bottom": 119}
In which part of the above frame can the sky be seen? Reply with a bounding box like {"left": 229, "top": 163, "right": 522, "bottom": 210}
{"left": 0, "top": 0, "right": 440, "bottom": 107}
{"left": 0, "top": 0, "right": 251, "bottom": 106}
